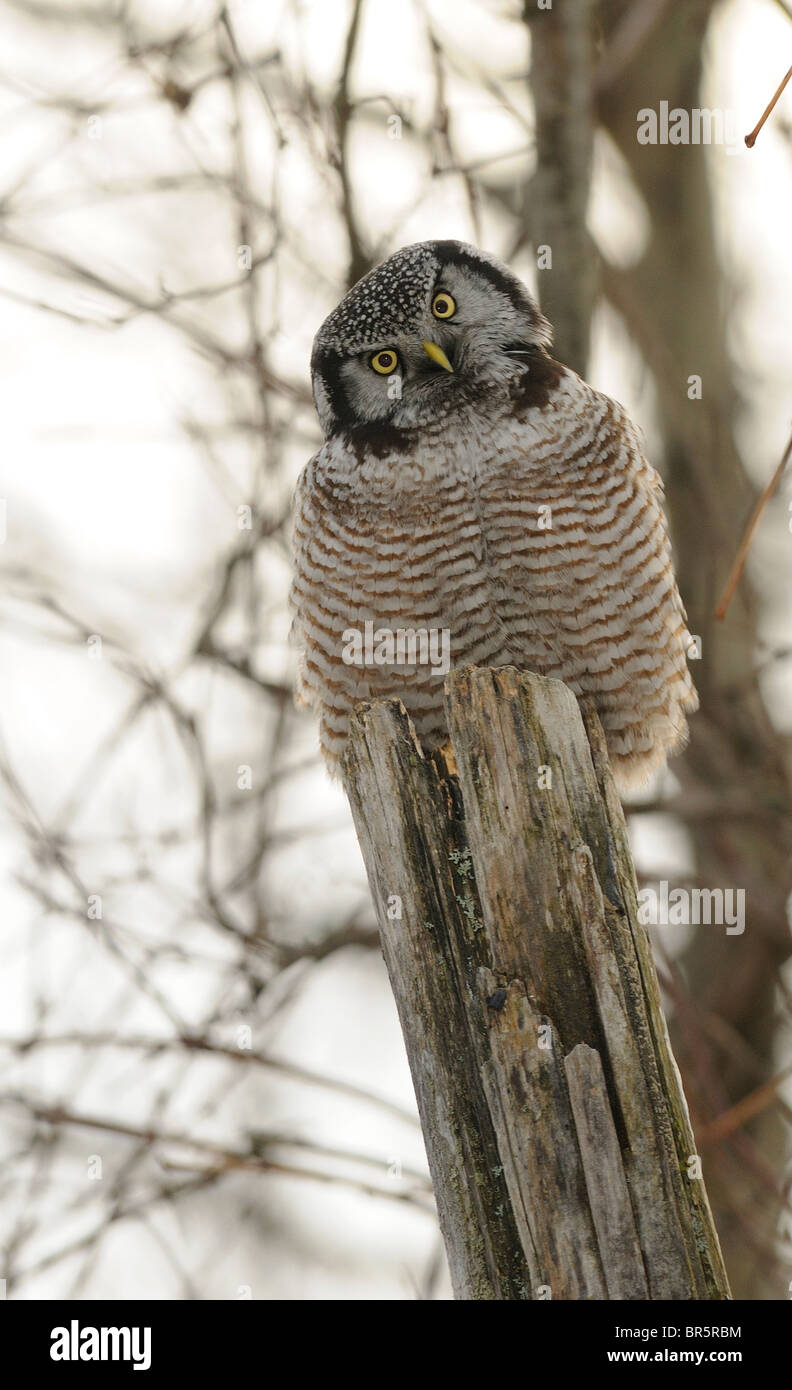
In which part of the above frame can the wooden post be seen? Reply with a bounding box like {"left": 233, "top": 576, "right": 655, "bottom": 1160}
{"left": 341, "top": 667, "right": 730, "bottom": 1301}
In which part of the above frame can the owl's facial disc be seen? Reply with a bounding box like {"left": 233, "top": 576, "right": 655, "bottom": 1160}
{"left": 310, "top": 240, "right": 551, "bottom": 438}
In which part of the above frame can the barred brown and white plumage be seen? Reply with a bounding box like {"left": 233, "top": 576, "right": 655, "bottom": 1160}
{"left": 290, "top": 240, "right": 697, "bottom": 791}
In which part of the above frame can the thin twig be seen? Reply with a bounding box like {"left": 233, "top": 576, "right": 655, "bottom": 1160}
{"left": 715, "top": 430, "right": 792, "bottom": 619}
{"left": 745, "top": 63, "right": 792, "bottom": 147}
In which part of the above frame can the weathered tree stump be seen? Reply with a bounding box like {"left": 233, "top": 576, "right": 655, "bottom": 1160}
{"left": 341, "top": 667, "right": 730, "bottom": 1301}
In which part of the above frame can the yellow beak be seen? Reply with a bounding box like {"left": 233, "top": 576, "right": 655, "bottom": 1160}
{"left": 422, "top": 339, "right": 454, "bottom": 373}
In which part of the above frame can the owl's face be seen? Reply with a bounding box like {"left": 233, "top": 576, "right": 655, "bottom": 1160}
{"left": 310, "top": 240, "right": 551, "bottom": 439}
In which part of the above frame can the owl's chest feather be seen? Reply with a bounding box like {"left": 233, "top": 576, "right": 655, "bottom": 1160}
{"left": 316, "top": 399, "right": 592, "bottom": 608}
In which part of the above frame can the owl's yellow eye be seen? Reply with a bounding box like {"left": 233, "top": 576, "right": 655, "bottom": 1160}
{"left": 431, "top": 291, "right": 456, "bottom": 319}
{"left": 370, "top": 349, "right": 398, "bottom": 375}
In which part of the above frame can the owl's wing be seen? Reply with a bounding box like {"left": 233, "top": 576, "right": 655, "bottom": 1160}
{"left": 288, "top": 452, "right": 322, "bottom": 711}
{"left": 483, "top": 374, "right": 697, "bottom": 722}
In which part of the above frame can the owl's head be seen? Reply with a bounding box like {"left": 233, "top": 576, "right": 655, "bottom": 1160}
{"left": 310, "top": 240, "right": 552, "bottom": 439}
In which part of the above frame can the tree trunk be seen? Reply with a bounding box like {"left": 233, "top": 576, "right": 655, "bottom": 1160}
{"left": 525, "top": 0, "right": 597, "bottom": 375}
{"left": 342, "top": 668, "right": 730, "bottom": 1300}
{"left": 596, "top": 0, "right": 792, "bottom": 1298}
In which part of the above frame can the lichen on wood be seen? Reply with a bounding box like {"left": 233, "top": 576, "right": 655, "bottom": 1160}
{"left": 342, "top": 667, "right": 730, "bottom": 1301}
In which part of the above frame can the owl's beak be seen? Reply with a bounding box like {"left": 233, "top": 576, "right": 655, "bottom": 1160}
{"left": 422, "top": 339, "right": 454, "bottom": 373}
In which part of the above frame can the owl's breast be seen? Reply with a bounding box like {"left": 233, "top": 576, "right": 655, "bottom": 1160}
{"left": 301, "top": 434, "right": 515, "bottom": 644}
{"left": 290, "top": 431, "right": 517, "bottom": 758}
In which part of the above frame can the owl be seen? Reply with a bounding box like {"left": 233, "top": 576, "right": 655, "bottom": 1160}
{"left": 290, "top": 240, "right": 697, "bottom": 792}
